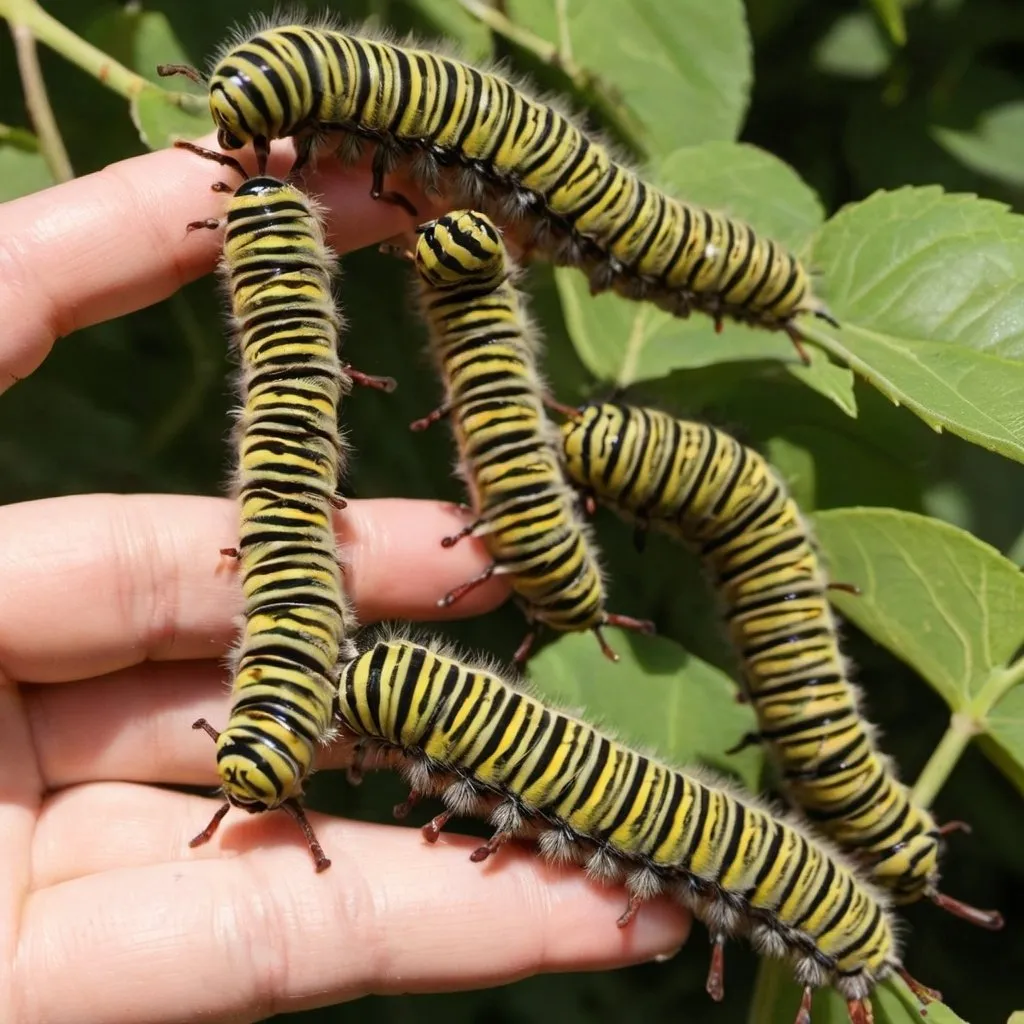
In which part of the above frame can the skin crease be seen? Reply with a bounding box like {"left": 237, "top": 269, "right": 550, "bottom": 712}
{"left": 0, "top": 136, "right": 689, "bottom": 1024}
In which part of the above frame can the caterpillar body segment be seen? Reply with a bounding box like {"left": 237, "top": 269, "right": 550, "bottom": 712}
{"left": 409, "top": 210, "right": 652, "bottom": 662}
{"left": 159, "top": 19, "right": 835, "bottom": 344}
{"left": 176, "top": 142, "right": 392, "bottom": 868}
{"left": 335, "top": 635, "right": 907, "bottom": 1023}
{"left": 557, "top": 401, "right": 1003, "bottom": 931}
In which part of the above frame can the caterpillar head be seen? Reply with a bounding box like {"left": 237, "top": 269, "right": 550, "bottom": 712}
{"left": 215, "top": 722, "right": 311, "bottom": 812}
{"left": 414, "top": 210, "right": 508, "bottom": 289}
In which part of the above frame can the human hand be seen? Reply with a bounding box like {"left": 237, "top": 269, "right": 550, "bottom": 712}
{"left": 0, "top": 141, "right": 690, "bottom": 1024}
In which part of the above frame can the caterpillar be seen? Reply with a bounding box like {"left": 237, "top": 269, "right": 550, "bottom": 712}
{"left": 557, "top": 400, "right": 1004, "bottom": 931}
{"left": 406, "top": 209, "right": 653, "bottom": 663}
{"left": 157, "top": 18, "right": 836, "bottom": 353}
{"left": 333, "top": 633, "right": 942, "bottom": 1024}
{"left": 176, "top": 141, "right": 395, "bottom": 870}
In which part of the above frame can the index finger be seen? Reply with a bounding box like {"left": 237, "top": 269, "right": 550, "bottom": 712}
{"left": 0, "top": 135, "right": 444, "bottom": 389}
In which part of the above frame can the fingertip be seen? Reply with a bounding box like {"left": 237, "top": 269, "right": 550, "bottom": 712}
{"left": 340, "top": 498, "right": 510, "bottom": 622}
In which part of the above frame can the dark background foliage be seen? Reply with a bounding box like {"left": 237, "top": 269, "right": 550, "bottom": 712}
{"left": 0, "top": 1, "right": 1022, "bottom": 1022}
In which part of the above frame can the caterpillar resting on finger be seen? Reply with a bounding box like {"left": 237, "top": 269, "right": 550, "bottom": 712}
{"left": 557, "top": 400, "right": 1003, "bottom": 931}
{"left": 406, "top": 209, "right": 653, "bottom": 663}
{"left": 334, "top": 633, "right": 943, "bottom": 1024}
{"left": 176, "top": 142, "right": 394, "bottom": 870}
{"left": 157, "top": 16, "right": 836, "bottom": 354}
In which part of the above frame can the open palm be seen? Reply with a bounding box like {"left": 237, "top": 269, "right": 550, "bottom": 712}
{"left": 0, "top": 142, "right": 688, "bottom": 1024}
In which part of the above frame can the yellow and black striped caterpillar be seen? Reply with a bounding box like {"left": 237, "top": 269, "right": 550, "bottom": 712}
{"left": 158, "top": 19, "right": 836, "bottom": 349}
{"left": 407, "top": 209, "right": 652, "bottom": 663}
{"left": 177, "top": 142, "right": 394, "bottom": 869}
{"left": 558, "top": 401, "right": 1004, "bottom": 931}
{"left": 334, "top": 634, "right": 939, "bottom": 1024}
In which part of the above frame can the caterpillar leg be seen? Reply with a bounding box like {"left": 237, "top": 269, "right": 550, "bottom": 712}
{"left": 616, "top": 892, "right": 644, "bottom": 928}
{"left": 188, "top": 718, "right": 331, "bottom": 872}
{"left": 595, "top": 613, "right": 656, "bottom": 662}
{"left": 173, "top": 139, "right": 247, "bottom": 182}
{"left": 290, "top": 133, "right": 316, "bottom": 175}
{"left": 929, "top": 889, "right": 1004, "bottom": 929}
{"left": 706, "top": 934, "right": 726, "bottom": 1002}
{"left": 330, "top": 494, "right": 349, "bottom": 510}
{"left": 783, "top": 323, "right": 813, "bottom": 367}
{"left": 513, "top": 627, "right": 540, "bottom": 665}
{"left": 422, "top": 810, "right": 454, "bottom": 843}
{"left": 410, "top": 403, "right": 452, "bottom": 431}
{"left": 156, "top": 62, "right": 205, "bottom": 85}
{"left": 847, "top": 999, "right": 874, "bottom": 1024}
{"left": 937, "top": 819, "right": 971, "bottom": 836}
{"left": 345, "top": 365, "right": 397, "bottom": 392}
{"left": 345, "top": 739, "right": 372, "bottom": 785}
{"left": 469, "top": 830, "right": 513, "bottom": 863}
{"left": 827, "top": 581, "right": 862, "bottom": 596}
{"left": 190, "top": 801, "right": 231, "bottom": 849}
{"left": 393, "top": 789, "right": 421, "bottom": 820}
{"left": 542, "top": 395, "right": 583, "bottom": 421}
{"left": 441, "top": 522, "right": 476, "bottom": 548}
{"left": 438, "top": 564, "right": 499, "bottom": 607}
{"left": 724, "top": 733, "right": 765, "bottom": 757}
{"left": 281, "top": 801, "right": 332, "bottom": 872}
{"left": 794, "top": 986, "right": 813, "bottom": 1024}
{"left": 370, "top": 145, "right": 419, "bottom": 217}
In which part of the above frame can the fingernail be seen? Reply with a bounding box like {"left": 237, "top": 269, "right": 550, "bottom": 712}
{"left": 650, "top": 945, "right": 683, "bottom": 963}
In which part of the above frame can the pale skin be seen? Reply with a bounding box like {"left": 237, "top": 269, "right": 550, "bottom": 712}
{"left": 0, "top": 136, "right": 690, "bottom": 1024}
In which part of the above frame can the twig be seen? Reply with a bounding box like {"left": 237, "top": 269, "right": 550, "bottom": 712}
{"left": 9, "top": 19, "right": 72, "bottom": 181}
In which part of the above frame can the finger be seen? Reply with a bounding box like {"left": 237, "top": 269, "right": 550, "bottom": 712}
{"left": 22, "top": 797, "right": 689, "bottom": 1024}
{"left": 0, "top": 494, "right": 507, "bottom": 683}
{"left": 0, "top": 134, "right": 444, "bottom": 389}
{"left": 25, "top": 661, "right": 361, "bottom": 792}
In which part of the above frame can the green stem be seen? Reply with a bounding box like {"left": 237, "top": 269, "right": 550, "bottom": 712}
{"left": 911, "top": 713, "right": 978, "bottom": 809}
{"left": 1, "top": 0, "right": 146, "bottom": 101}
{"left": 459, "top": 0, "right": 560, "bottom": 62}
{"left": 9, "top": 18, "right": 73, "bottom": 182}
{"left": 911, "top": 655, "right": 1024, "bottom": 807}
{"left": 555, "top": 0, "right": 573, "bottom": 64}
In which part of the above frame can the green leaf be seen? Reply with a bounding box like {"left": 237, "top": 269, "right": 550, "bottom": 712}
{"left": 933, "top": 101, "right": 1024, "bottom": 190}
{"left": 0, "top": 127, "right": 54, "bottom": 201}
{"left": 815, "top": 12, "right": 893, "bottom": 79}
{"left": 867, "top": 0, "right": 906, "bottom": 46}
{"left": 812, "top": 508, "right": 1024, "bottom": 791}
{"left": 505, "top": 0, "right": 752, "bottom": 156}
{"left": 751, "top": 962, "right": 963, "bottom": 1024}
{"left": 554, "top": 142, "right": 850, "bottom": 409}
{"left": 525, "top": 631, "right": 763, "bottom": 790}
{"left": 809, "top": 186, "right": 1024, "bottom": 463}
{"left": 1007, "top": 1013, "right": 1024, "bottom": 1024}
{"left": 981, "top": 683, "right": 1024, "bottom": 798}
{"left": 130, "top": 83, "right": 211, "bottom": 151}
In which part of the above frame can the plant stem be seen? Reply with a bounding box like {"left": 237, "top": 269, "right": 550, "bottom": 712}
{"left": 9, "top": 19, "right": 73, "bottom": 182}
{"left": 459, "top": 0, "right": 559, "bottom": 63}
{"left": 911, "top": 655, "right": 1024, "bottom": 807}
{"left": 555, "top": 0, "right": 573, "bottom": 64}
{"left": 911, "top": 712, "right": 978, "bottom": 808}
{"left": 2, "top": 0, "right": 146, "bottom": 102}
